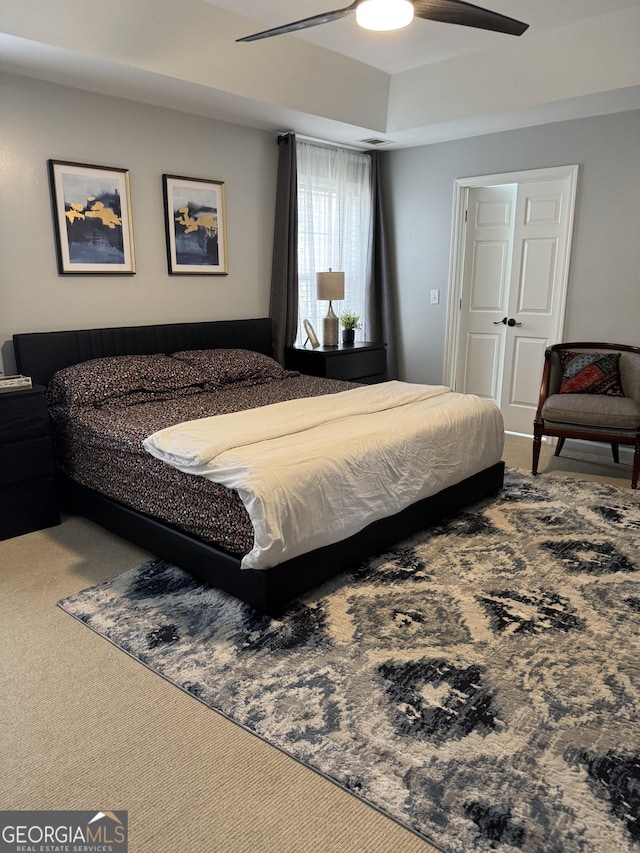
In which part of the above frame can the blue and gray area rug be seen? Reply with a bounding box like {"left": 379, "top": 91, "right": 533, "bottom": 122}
{"left": 58, "top": 470, "right": 640, "bottom": 852}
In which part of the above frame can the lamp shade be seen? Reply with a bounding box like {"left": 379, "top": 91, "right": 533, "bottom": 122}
{"left": 316, "top": 271, "right": 345, "bottom": 301}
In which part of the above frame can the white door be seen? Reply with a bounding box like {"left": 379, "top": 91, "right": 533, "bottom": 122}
{"left": 449, "top": 166, "right": 578, "bottom": 435}
{"left": 454, "top": 184, "right": 516, "bottom": 405}
{"left": 500, "top": 177, "right": 576, "bottom": 433}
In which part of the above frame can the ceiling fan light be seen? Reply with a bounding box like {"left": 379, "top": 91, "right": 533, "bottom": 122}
{"left": 356, "top": 0, "right": 414, "bottom": 32}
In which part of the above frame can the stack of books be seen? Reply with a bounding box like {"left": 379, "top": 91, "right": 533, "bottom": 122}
{"left": 0, "top": 374, "right": 33, "bottom": 393}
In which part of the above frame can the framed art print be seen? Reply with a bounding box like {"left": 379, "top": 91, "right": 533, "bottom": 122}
{"left": 163, "top": 174, "right": 228, "bottom": 275}
{"left": 48, "top": 160, "right": 135, "bottom": 274}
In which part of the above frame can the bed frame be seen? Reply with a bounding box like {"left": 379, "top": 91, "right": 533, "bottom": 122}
{"left": 13, "top": 318, "right": 505, "bottom": 615}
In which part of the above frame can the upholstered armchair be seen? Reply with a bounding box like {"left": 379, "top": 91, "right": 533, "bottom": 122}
{"left": 532, "top": 342, "right": 640, "bottom": 488}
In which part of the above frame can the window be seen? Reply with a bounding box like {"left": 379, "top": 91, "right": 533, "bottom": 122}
{"left": 296, "top": 140, "right": 372, "bottom": 345}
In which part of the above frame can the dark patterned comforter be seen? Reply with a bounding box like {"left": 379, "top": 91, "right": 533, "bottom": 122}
{"left": 49, "top": 374, "right": 357, "bottom": 556}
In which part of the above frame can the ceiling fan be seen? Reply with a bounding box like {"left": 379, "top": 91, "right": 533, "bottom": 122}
{"left": 236, "top": 0, "right": 529, "bottom": 43}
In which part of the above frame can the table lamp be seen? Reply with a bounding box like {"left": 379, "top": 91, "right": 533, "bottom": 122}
{"left": 316, "top": 269, "right": 345, "bottom": 347}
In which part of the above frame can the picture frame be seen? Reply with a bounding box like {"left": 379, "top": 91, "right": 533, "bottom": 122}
{"left": 303, "top": 319, "right": 320, "bottom": 349}
{"left": 48, "top": 160, "right": 135, "bottom": 274}
{"left": 163, "top": 174, "right": 228, "bottom": 275}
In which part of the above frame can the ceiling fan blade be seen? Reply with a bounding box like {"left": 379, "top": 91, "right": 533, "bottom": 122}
{"left": 236, "top": 2, "right": 358, "bottom": 42}
{"left": 412, "top": 0, "right": 528, "bottom": 36}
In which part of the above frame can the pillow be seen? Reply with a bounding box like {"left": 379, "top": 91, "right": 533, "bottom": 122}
{"left": 47, "top": 353, "right": 204, "bottom": 408}
{"left": 558, "top": 351, "right": 624, "bottom": 396}
{"left": 171, "top": 348, "right": 290, "bottom": 389}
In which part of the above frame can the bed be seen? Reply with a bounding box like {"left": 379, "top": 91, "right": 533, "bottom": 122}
{"left": 13, "top": 318, "right": 505, "bottom": 615}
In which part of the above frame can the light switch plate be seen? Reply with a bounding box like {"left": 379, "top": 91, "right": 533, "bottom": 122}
{"left": 430, "top": 289, "right": 440, "bottom": 304}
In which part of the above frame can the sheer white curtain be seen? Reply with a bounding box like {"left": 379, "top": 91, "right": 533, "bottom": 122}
{"left": 296, "top": 140, "right": 372, "bottom": 345}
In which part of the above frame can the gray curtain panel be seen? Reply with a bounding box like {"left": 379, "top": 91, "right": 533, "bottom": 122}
{"left": 366, "top": 151, "right": 398, "bottom": 380}
{"left": 269, "top": 133, "right": 299, "bottom": 364}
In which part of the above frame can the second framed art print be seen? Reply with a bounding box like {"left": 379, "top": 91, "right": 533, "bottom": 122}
{"left": 163, "top": 174, "right": 228, "bottom": 275}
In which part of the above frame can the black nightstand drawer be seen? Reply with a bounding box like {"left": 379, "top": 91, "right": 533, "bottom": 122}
{"left": 0, "top": 389, "right": 50, "bottom": 443}
{"left": 285, "top": 342, "right": 387, "bottom": 384}
{"left": 0, "top": 478, "right": 59, "bottom": 540}
{"left": 0, "top": 437, "right": 56, "bottom": 487}
{"left": 325, "top": 349, "right": 386, "bottom": 381}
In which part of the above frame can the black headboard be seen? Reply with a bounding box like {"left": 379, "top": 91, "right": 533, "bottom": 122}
{"left": 13, "top": 318, "right": 273, "bottom": 387}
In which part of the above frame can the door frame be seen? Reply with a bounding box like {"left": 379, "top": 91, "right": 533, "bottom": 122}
{"left": 444, "top": 164, "right": 579, "bottom": 393}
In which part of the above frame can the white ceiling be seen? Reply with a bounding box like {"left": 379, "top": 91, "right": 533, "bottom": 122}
{"left": 1, "top": 0, "right": 640, "bottom": 149}
{"left": 213, "top": 0, "right": 638, "bottom": 74}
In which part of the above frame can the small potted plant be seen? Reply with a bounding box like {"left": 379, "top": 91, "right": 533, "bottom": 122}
{"left": 339, "top": 309, "right": 361, "bottom": 346}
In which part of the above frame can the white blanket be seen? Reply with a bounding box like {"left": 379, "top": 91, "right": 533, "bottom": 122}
{"left": 143, "top": 381, "right": 504, "bottom": 570}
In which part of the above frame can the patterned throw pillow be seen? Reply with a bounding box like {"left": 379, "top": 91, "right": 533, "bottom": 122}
{"left": 558, "top": 351, "right": 624, "bottom": 396}
{"left": 171, "top": 348, "right": 291, "bottom": 389}
{"left": 47, "top": 353, "right": 204, "bottom": 408}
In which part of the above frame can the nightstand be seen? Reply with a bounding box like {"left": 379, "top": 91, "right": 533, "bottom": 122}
{"left": 0, "top": 385, "right": 60, "bottom": 541}
{"left": 285, "top": 342, "right": 386, "bottom": 384}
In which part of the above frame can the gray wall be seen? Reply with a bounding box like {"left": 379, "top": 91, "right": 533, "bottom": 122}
{"left": 383, "top": 110, "right": 640, "bottom": 384}
{"left": 3, "top": 72, "right": 639, "bottom": 385}
{"left": 0, "top": 73, "right": 277, "bottom": 374}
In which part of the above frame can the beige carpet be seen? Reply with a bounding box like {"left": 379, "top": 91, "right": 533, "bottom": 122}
{"left": 0, "top": 435, "right": 634, "bottom": 853}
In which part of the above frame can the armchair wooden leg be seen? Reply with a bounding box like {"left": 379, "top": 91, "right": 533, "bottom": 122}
{"left": 532, "top": 433, "right": 542, "bottom": 476}
{"left": 633, "top": 444, "right": 639, "bottom": 489}
{"left": 611, "top": 443, "right": 620, "bottom": 464}
{"left": 554, "top": 437, "right": 566, "bottom": 458}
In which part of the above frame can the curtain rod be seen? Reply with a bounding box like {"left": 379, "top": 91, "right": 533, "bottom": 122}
{"left": 277, "top": 132, "right": 369, "bottom": 153}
